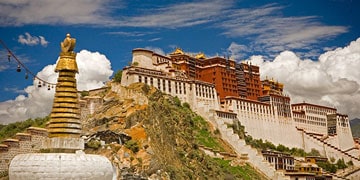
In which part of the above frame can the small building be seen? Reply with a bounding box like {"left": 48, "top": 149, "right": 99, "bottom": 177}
{"left": 288, "top": 157, "right": 332, "bottom": 180}
{"left": 261, "top": 150, "right": 295, "bottom": 171}
{"left": 305, "top": 156, "right": 328, "bottom": 164}
{"left": 284, "top": 171, "right": 332, "bottom": 180}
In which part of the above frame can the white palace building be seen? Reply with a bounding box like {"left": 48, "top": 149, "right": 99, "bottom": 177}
{"left": 121, "top": 48, "right": 360, "bottom": 176}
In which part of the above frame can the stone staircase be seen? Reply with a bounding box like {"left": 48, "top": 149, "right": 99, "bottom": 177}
{"left": 194, "top": 104, "right": 288, "bottom": 179}
{"left": 215, "top": 117, "right": 288, "bottom": 179}
{"left": 297, "top": 128, "right": 360, "bottom": 179}
{"left": 334, "top": 166, "right": 360, "bottom": 180}
{"left": 297, "top": 128, "right": 360, "bottom": 163}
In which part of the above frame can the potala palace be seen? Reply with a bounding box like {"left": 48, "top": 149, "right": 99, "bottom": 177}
{"left": 121, "top": 48, "right": 360, "bottom": 179}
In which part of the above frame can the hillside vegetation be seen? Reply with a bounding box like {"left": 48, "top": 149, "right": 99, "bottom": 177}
{"left": 83, "top": 83, "right": 266, "bottom": 179}
{"left": 0, "top": 117, "right": 49, "bottom": 141}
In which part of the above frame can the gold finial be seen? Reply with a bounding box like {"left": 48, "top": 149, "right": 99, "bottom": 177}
{"left": 172, "top": 47, "right": 184, "bottom": 55}
{"left": 60, "top": 33, "right": 76, "bottom": 54}
{"left": 195, "top": 52, "right": 206, "bottom": 59}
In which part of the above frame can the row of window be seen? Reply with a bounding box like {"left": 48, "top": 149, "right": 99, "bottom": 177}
{"left": 138, "top": 75, "right": 215, "bottom": 99}
{"left": 216, "top": 112, "right": 237, "bottom": 119}
{"left": 231, "top": 100, "right": 274, "bottom": 115}
{"left": 195, "top": 84, "right": 215, "bottom": 98}
{"left": 156, "top": 56, "right": 169, "bottom": 64}
{"left": 294, "top": 118, "right": 327, "bottom": 127}
{"left": 292, "top": 105, "right": 336, "bottom": 115}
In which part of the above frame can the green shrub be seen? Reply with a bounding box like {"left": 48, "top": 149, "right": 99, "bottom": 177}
{"left": 317, "top": 161, "right": 337, "bottom": 173}
{"left": 125, "top": 140, "right": 139, "bottom": 153}
{"left": 182, "top": 102, "right": 190, "bottom": 109}
{"left": 80, "top": 91, "right": 89, "bottom": 97}
{"left": 113, "top": 70, "right": 122, "bottom": 82}
{"left": 308, "top": 148, "right": 321, "bottom": 156}
{"left": 142, "top": 84, "right": 150, "bottom": 94}
{"left": 336, "top": 158, "right": 347, "bottom": 169}
{"left": 86, "top": 139, "right": 101, "bottom": 149}
{"left": 173, "top": 96, "right": 181, "bottom": 107}
{"left": 0, "top": 171, "right": 8, "bottom": 178}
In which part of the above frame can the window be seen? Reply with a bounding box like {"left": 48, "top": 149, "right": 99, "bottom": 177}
{"left": 183, "top": 83, "right": 186, "bottom": 94}
{"left": 162, "top": 79, "right": 166, "bottom": 91}
{"left": 168, "top": 80, "right": 171, "bottom": 93}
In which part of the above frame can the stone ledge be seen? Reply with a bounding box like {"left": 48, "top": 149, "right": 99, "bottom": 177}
{"left": 9, "top": 152, "right": 114, "bottom": 180}
{"left": 43, "top": 137, "right": 84, "bottom": 151}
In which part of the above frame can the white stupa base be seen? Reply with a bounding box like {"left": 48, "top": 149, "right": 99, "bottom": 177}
{"left": 9, "top": 151, "right": 115, "bottom": 180}
{"left": 43, "top": 137, "right": 84, "bottom": 151}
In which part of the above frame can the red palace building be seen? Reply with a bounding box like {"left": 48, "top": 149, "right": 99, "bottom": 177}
{"left": 169, "top": 48, "right": 262, "bottom": 102}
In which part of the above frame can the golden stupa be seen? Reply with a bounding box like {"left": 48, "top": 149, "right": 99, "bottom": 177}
{"left": 47, "top": 33, "right": 81, "bottom": 138}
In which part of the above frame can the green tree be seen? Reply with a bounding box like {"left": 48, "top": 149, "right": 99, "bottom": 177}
{"left": 113, "top": 70, "right": 122, "bottom": 83}
{"left": 0, "top": 116, "right": 49, "bottom": 141}
{"left": 307, "top": 148, "right": 321, "bottom": 156}
{"left": 276, "top": 144, "right": 288, "bottom": 152}
{"left": 336, "top": 158, "right": 347, "bottom": 169}
{"left": 317, "top": 161, "right": 337, "bottom": 173}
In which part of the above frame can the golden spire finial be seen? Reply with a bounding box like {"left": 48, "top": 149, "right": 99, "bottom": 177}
{"left": 195, "top": 52, "right": 206, "bottom": 59}
{"left": 60, "top": 33, "right": 76, "bottom": 54}
{"left": 172, "top": 47, "right": 184, "bottom": 55}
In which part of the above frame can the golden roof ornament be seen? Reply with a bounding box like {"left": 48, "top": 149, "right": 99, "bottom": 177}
{"left": 172, "top": 47, "right": 184, "bottom": 55}
{"left": 195, "top": 52, "right": 206, "bottom": 59}
{"left": 55, "top": 33, "right": 78, "bottom": 73}
{"left": 60, "top": 33, "right": 76, "bottom": 54}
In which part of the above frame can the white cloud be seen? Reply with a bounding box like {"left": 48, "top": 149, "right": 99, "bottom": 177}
{"left": 76, "top": 50, "right": 113, "bottom": 91}
{"left": 221, "top": 4, "right": 348, "bottom": 57}
{"left": 106, "top": 31, "right": 153, "bottom": 37}
{"left": 0, "top": 0, "right": 348, "bottom": 57}
{"left": 4, "top": 87, "right": 25, "bottom": 94}
{"left": 245, "top": 38, "right": 360, "bottom": 119}
{"left": 228, "top": 42, "right": 250, "bottom": 60}
{"left": 0, "top": 50, "right": 113, "bottom": 124}
{"left": 114, "top": 0, "right": 232, "bottom": 28}
{"left": 18, "top": 32, "right": 49, "bottom": 47}
{"left": 0, "top": 0, "right": 229, "bottom": 28}
{"left": 0, "top": 0, "right": 116, "bottom": 26}
{"left": 148, "top": 38, "right": 161, "bottom": 42}
{"left": 39, "top": 36, "right": 49, "bottom": 46}
{"left": 144, "top": 46, "right": 165, "bottom": 56}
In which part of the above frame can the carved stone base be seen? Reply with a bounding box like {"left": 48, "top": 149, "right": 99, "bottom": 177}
{"left": 9, "top": 151, "right": 114, "bottom": 180}
{"left": 43, "top": 137, "right": 84, "bottom": 152}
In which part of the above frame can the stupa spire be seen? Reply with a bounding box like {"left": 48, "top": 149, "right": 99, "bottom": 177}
{"left": 47, "top": 33, "right": 81, "bottom": 138}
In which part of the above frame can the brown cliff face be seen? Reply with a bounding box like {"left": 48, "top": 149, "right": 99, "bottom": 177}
{"left": 82, "top": 82, "right": 265, "bottom": 180}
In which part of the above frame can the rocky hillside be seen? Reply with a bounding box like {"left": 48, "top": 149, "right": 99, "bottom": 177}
{"left": 82, "top": 82, "right": 266, "bottom": 179}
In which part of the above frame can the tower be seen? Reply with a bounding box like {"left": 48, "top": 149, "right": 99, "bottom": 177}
{"left": 9, "top": 34, "right": 114, "bottom": 179}
{"left": 47, "top": 33, "right": 81, "bottom": 138}
{"left": 43, "top": 33, "right": 83, "bottom": 152}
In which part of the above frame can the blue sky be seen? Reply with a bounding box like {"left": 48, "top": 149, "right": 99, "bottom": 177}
{"left": 0, "top": 0, "right": 360, "bottom": 123}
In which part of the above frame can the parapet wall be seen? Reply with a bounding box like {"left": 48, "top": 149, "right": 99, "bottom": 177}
{"left": 0, "top": 127, "right": 48, "bottom": 174}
